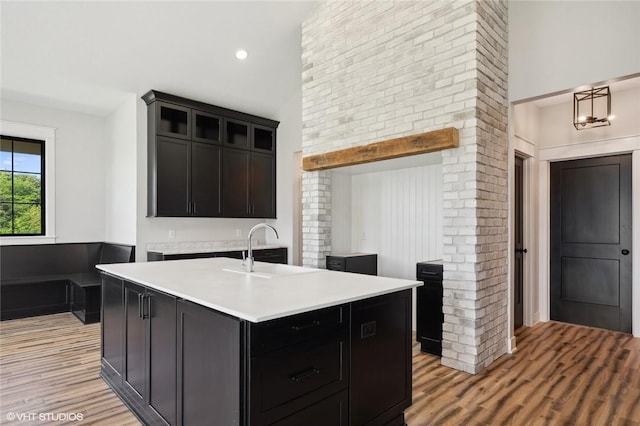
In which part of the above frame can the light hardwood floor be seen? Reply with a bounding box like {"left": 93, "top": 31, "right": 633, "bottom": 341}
{"left": 1, "top": 314, "right": 639, "bottom": 425}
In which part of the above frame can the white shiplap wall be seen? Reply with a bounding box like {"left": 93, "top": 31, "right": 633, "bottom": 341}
{"left": 333, "top": 163, "right": 443, "bottom": 281}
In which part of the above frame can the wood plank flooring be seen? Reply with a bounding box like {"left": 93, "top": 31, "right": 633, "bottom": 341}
{"left": 1, "top": 314, "right": 639, "bottom": 425}
{"left": 406, "top": 322, "right": 640, "bottom": 426}
{"left": 0, "top": 313, "right": 139, "bottom": 425}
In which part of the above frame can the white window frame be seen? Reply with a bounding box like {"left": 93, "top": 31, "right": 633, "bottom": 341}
{"left": 0, "top": 120, "right": 56, "bottom": 245}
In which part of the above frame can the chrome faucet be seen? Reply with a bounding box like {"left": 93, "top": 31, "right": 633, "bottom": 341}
{"left": 243, "top": 223, "right": 279, "bottom": 272}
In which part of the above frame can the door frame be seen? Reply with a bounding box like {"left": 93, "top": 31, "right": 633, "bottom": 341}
{"left": 538, "top": 135, "right": 640, "bottom": 337}
{"left": 508, "top": 136, "right": 536, "bottom": 353}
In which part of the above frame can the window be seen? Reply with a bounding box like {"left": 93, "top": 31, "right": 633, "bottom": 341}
{"left": 0, "top": 136, "right": 45, "bottom": 235}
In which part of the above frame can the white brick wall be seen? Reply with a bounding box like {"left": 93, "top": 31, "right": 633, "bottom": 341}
{"left": 302, "top": 0, "right": 509, "bottom": 373}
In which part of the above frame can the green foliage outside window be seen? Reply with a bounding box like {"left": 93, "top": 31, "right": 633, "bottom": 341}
{"left": 0, "top": 137, "right": 44, "bottom": 235}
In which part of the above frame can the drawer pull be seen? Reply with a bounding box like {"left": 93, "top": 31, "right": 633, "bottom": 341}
{"left": 290, "top": 320, "right": 320, "bottom": 332}
{"left": 422, "top": 271, "right": 439, "bottom": 276}
{"left": 290, "top": 368, "right": 320, "bottom": 383}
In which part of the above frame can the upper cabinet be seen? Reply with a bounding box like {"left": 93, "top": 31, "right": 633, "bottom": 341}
{"left": 143, "top": 90, "right": 279, "bottom": 219}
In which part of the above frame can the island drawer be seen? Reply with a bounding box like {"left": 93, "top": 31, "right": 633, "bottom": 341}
{"left": 249, "top": 336, "right": 349, "bottom": 424}
{"left": 248, "top": 304, "right": 347, "bottom": 356}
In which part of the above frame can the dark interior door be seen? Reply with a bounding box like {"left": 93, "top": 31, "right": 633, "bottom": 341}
{"left": 514, "top": 156, "right": 524, "bottom": 330}
{"left": 550, "top": 154, "right": 632, "bottom": 333}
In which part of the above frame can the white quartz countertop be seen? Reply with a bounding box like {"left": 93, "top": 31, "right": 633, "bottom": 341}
{"left": 146, "top": 241, "right": 285, "bottom": 255}
{"left": 97, "top": 257, "right": 421, "bottom": 323}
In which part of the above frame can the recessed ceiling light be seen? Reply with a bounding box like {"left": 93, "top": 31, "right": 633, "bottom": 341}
{"left": 235, "top": 49, "right": 248, "bottom": 60}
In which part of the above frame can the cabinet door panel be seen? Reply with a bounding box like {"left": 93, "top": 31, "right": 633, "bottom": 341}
{"left": 192, "top": 110, "right": 221, "bottom": 144}
{"left": 350, "top": 290, "right": 412, "bottom": 425}
{"left": 177, "top": 300, "right": 241, "bottom": 425}
{"left": 222, "top": 148, "right": 250, "bottom": 217}
{"left": 191, "top": 142, "right": 221, "bottom": 217}
{"left": 102, "top": 275, "right": 124, "bottom": 375}
{"left": 272, "top": 390, "right": 348, "bottom": 426}
{"left": 250, "top": 152, "right": 275, "bottom": 218}
{"left": 224, "top": 118, "right": 250, "bottom": 149}
{"left": 124, "top": 283, "right": 146, "bottom": 400}
{"left": 156, "top": 102, "right": 191, "bottom": 140}
{"left": 252, "top": 124, "right": 275, "bottom": 154}
{"left": 148, "top": 290, "right": 177, "bottom": 425}
{"left": 156, "top": 136, "right": 190, "bottom": 216}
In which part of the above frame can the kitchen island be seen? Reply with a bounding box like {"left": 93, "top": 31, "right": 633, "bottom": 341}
{"left": 97, "top": 257, "right": 421, "bottom": 425}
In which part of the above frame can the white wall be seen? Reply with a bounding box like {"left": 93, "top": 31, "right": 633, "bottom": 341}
{"left": 0, "top": 99, "right": 106, "bottom": 243}
{"left": 105, "top": 95, "right": 137, "bottom": 244}
{"left": 509, "top": 1, "right": 640, "bottom": 102}
{"left": 330, "top": 172, "right": 352, "bottom": 256}
{"left": 268, "top": 84, "right": 303, "bottom": 264}
{"left": 332, "top": 163, "right": 443, "bottom": 331}
{"left": 349, "top": 164, "right": 443, "bottom": 280}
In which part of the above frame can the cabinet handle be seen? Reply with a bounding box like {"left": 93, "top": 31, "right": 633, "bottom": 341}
{"left": 142, "top": 295, "right": 150, "bottom": 319}
{"left": 187, "top": 201, "right": 191, "bottom": 215}
{"left": 138, "top": 293, "right": 143, "bottom": 319}
{"left": 422, "top": 271, "right": 439, "bottom": 276}
{"left": 193, "top": 202, "right": 197, "bottom": 215}
{"left": 290, "top": 320, "right": 320, "bottom": 332}
{"left": 290, "top": 368, "right": 320, "bottom": 383}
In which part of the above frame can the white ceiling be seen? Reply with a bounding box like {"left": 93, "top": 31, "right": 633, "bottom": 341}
{"left": 0, "top": 1, "right": 318, "bottom": 118}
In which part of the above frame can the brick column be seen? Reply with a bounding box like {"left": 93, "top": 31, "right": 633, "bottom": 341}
{"left": 440, "top": 0, "right": 509, "bottom": 374}
{"left": 302, "top": 171, "right": 332, "bottom": 268}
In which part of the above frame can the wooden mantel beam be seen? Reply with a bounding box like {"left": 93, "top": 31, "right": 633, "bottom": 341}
{"left": 302, "top": 127, "right": 459, "bottom": 172}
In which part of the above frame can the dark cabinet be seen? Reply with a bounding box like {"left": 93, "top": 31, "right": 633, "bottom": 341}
{"left": 101, "top": 274, "right": 124, "bottom": 378}
{"left": 177, "top": 299, "right": 242, "bottom": 426}
{"left": 223, "top": 148, "right": 274, "bottom": 218}
{"left": 416, "top": 261, "right": 443, "bottom": 356}
{"left": 101, "top": 272, "right": 412, "bottom": 426}
{"left": 271, "top": 390, "right": 348, "bottom": 426}
{"left": 109, "top": 280, "right": 177, "bottom": 425}
{"left": 143, "top": 90, "right": 278, "bottom": 219}
{"left": 155, "top": 136, "right": 190, "bottom": 216}
{"left": 147, "top": 247, "right": 288, "bottom": 264}
{"left": 224, "top": 118, "right": 250, "bottom": 149}
{"left": 191, "top": 142, "right": 222, "bottom": 216}
{"left": 223, "top": 147, "right": 250, "bottom": 216}
{"left": 156, "top": 102, "right": 191, "bottom": 140}
{"left": 124, "top": 282, "right": 146, "bottom": 401}
{"left": 152, "top": 134, "right": 220, "bottom": 217}
{"left": 350, "top": 290, "right": 412, "bottom": 426}
{"left": 250, "top": 152, "right": 275, "bottom": 218}
{"left": 192, "top": 110, "right": 221, "bottom": 144}
{"left": 248, "top": 305, "right": 349, "bottom": 425}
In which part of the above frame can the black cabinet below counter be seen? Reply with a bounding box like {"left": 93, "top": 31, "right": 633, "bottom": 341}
{"left": 416, "top": 261, "right": 444, "bottom": 357}
{"left": 100, "top": 271, "right": 413, "bottom": 425}
{"left": 147, "top": 247, "right": 287, "bottom": 264}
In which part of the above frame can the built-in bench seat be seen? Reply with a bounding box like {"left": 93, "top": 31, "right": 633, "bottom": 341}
{"left": 0, "top": 242, "right": 135, "bottom": 323}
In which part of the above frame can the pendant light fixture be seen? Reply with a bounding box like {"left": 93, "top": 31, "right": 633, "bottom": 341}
{"left": 573, "top": 86, "right": 614, "bottom": 130}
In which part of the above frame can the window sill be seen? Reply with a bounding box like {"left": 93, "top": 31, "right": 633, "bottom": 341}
{"left": 0, "top": 236, "right": 56, "bottom": 246}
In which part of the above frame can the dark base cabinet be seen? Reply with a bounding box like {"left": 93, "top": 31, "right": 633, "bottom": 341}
{"left": 177, "top": 300, "right": 241, "bottom": 425}
{"left": 416, "top": 261, "right": 444, "bottom": 356}
{"left": 100, "top": 272, "right": 412, "bottom": 425}
{"left": 100, "top": 274, "right": 176, "bottom": 426}
{"left": 351, "top": 290, "right": 412, "bottom": 425}
{"left": 147, "top": 247, "right": 287, "bottom": 264}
